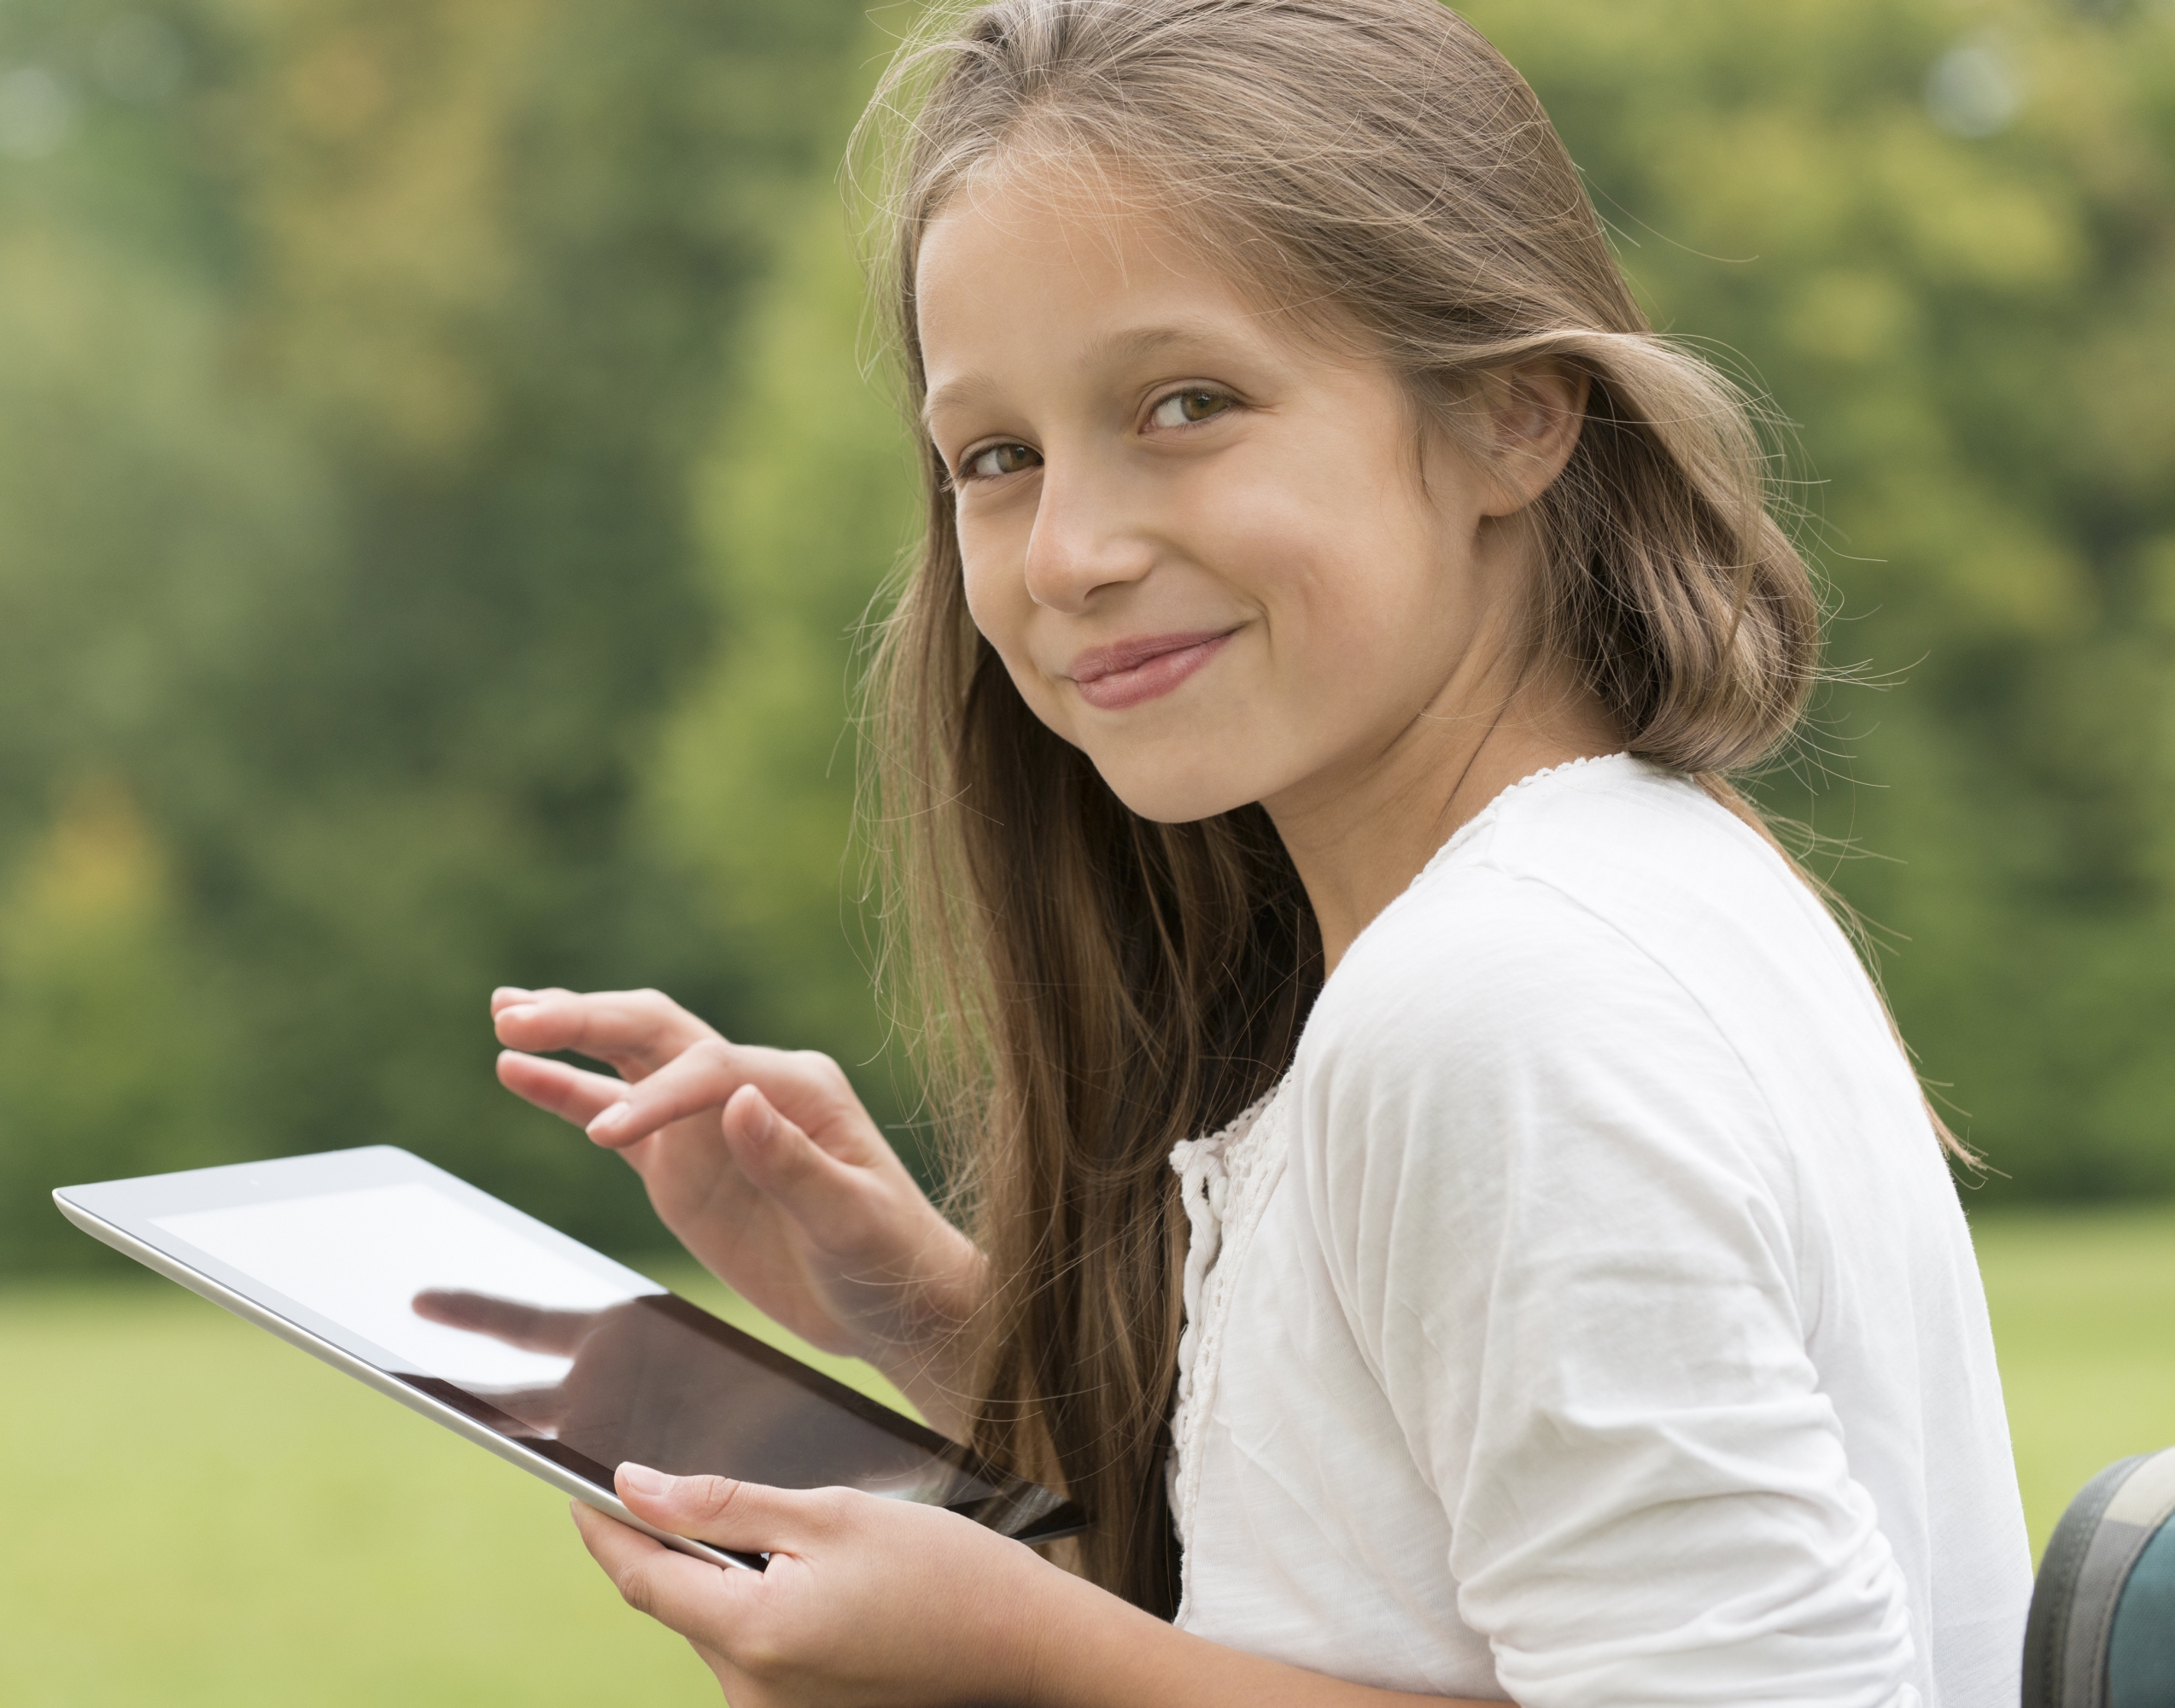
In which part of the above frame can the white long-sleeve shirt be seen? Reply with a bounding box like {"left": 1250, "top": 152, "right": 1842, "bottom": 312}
{"left": 1167, "top": 755, "right": 2030, "bottom": 1706}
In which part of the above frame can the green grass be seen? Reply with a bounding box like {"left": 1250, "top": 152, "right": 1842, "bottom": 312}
{"left": 1972, "top": 1208, "right": 2175, "bottom": 1557}
{"left": 0, "top": 1264, "right": 903, "bottom": 1708}
{"left": 3, "top": 1214, "right": 2172, "bottom": 1703}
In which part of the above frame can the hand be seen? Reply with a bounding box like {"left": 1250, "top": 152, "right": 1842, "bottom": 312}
{"left": 490, "top": 986, "right": 982, "bottom": 1422}
{"left": 573, "top": 1466, "right": 1057, "bottom": 1708}
{"left": 573, "top": 1469, "right": 1461, "bottom": 1708}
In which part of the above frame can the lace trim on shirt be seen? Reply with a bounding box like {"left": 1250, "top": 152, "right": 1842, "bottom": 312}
{"left": 1412, "top": 751, "right": 1634, "bottom": 890}
{"left": 1166, "top": 1076, "right": 1294, "bottom": 1616}
{"left": 1163, "top": 754, "right": 1629, "bottom": 1614}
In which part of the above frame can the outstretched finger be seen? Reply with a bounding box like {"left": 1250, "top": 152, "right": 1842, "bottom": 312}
{"left": 497, "top": 1050, "right": 633, "bottom": 1127}
{"left": 493, "top": 988, "right": 715, "bottom": 1077}
{"left": 580, "top": 1038, "right": 769, "bottom": 1152}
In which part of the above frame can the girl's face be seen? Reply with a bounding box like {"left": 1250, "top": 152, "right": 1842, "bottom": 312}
{"left": 918, "top": 175, "right": 1548, "bottom": 827}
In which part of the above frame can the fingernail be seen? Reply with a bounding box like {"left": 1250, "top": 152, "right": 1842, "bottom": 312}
{"left": 619, "top": 1462, "right": 670, "bottom": 1497}
{"left": 587, "top": 1102, "right": 631, "bottom": 1137}
{"left": 495, "top": 986, "right": 533, "bottom": 1000}
{"left": 729, "top": 1084, "right": 774, "bottom": 1140}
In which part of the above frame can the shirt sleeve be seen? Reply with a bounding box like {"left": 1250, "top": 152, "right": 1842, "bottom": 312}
{"left": 1295, "top": 869, "right": 1921, "bottom": 1708}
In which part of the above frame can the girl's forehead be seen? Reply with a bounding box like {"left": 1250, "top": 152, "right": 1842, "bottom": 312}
{"left": 915, "top": 168, "right": 1361, "bottom": 370}
{"left": 920, "top": 169, "right": 1212, "bottom": 294}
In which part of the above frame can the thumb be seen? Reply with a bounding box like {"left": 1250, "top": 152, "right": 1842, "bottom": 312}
{"left": 719, "top": 1084, "right": 866, "bottom": 1229}
{"left": 615, "top": 1463, "right": 835, "bottom": 1554}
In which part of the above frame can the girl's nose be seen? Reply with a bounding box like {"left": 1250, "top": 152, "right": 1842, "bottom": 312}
{"left": 1020, "top": 456, "right": 1155, "bottom": 614}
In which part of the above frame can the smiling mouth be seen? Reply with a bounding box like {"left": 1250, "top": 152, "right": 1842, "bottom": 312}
{"left": 1067, "top": 629, "right": 1237, "bottom": 711}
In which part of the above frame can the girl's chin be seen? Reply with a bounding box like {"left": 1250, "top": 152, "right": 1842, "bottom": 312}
{"left": 1090, "top": 763, "right": 1268, "bottom": 827}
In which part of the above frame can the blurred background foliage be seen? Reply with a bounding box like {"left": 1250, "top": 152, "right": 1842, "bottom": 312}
{"left": 0, "top": 0, "right": 2171, "bottom": 1273}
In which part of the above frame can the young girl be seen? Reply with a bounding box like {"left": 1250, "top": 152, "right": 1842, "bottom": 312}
{"left": 489, "top": 2, "right": 2032, "bottom": 1701}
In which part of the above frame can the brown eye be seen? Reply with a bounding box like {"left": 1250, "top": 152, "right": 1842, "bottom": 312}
{"left": 965, "top": 442, "right": 1041, "bottom": 479}
{"left": 1149, "top": 389, "right": 1232, "bottom": 429}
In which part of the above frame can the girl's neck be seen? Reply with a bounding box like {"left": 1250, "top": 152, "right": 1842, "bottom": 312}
{"left": 1266, "top": 664, "right": 1621, "bottom": 974}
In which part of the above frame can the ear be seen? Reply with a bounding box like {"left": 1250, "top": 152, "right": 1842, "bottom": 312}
{"left": 1476, "top": 362, "right": 1589, "bottom": 518}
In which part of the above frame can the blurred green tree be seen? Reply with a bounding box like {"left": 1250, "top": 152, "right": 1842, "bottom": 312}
{"left": 0, "top": 781, "right": 229, "bottom": 1266}
{"left": 0, "top": 0, "right": 876, "bottom": 1266}
{"left": 642, "top": 178, "right": 920, "bottom": 1128}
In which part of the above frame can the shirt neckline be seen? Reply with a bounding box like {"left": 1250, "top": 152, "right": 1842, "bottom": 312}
{"left": 1330, "top": 750, "right": 1640, "bottom": 980}
{"left": 1416, "top": 751, "right": 1636, "bottom": 883}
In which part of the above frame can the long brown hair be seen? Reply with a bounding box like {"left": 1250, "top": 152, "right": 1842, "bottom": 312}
{"left": 857, "top": 0, "right": 1833, "bottom": 1615}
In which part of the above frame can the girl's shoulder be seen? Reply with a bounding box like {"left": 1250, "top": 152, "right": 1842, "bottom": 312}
{"left": 1289, "top": 755, "right": 1945, "bottom": 1276}
{"left": 1305, "top": 754, "right": 1901, "bottom": 1112}
{"left": 1398, "top": 753, "right": 1828, "bottom": 951}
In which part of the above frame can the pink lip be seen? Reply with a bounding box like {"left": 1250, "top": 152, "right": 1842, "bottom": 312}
{"left": 1067, "top": 629, "right": 1236, "bottom": 711}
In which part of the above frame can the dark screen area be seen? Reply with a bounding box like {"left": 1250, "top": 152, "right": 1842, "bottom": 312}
{"left": 413, "top": 1293, "right": 997, "bottom": 1506}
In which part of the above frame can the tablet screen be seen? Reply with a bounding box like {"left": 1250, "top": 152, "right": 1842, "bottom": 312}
{"left": 157, "top": 1184, "right": 645, "bottom": 1390}
{"left": 154, "top": 1178, "right": 1001, "bottom": 1509}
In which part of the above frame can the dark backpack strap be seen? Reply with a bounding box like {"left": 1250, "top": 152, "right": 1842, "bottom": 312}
{"left": 2026, "top": 1448, "right": 2175, "bottom": 1708}
{"left": 2108, "top": 1513, "right": 2175, "bottom": 1708}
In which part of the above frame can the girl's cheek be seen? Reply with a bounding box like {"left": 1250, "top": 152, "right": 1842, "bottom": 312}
{"left": 957, "top": 540, "right": 1011, "bottom": 643}
{"left": 959, "top": 547, "right": 1054, "bottom": 711}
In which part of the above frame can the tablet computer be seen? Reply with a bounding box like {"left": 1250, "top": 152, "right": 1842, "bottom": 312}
{"left": 54, "top": 1145, "right": 1083, "bottom": 1572}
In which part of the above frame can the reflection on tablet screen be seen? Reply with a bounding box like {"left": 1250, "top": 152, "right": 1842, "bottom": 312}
{"left": 158, "top": 1184, "right": 645, "bottom": 1389}
{"left": 154, "top": 1182, "right": 997, "bottom": 1509}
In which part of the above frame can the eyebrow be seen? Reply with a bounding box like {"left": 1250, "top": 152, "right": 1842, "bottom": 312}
{"left": 921, "top": 321, "right": 1247, "bottom": 429}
